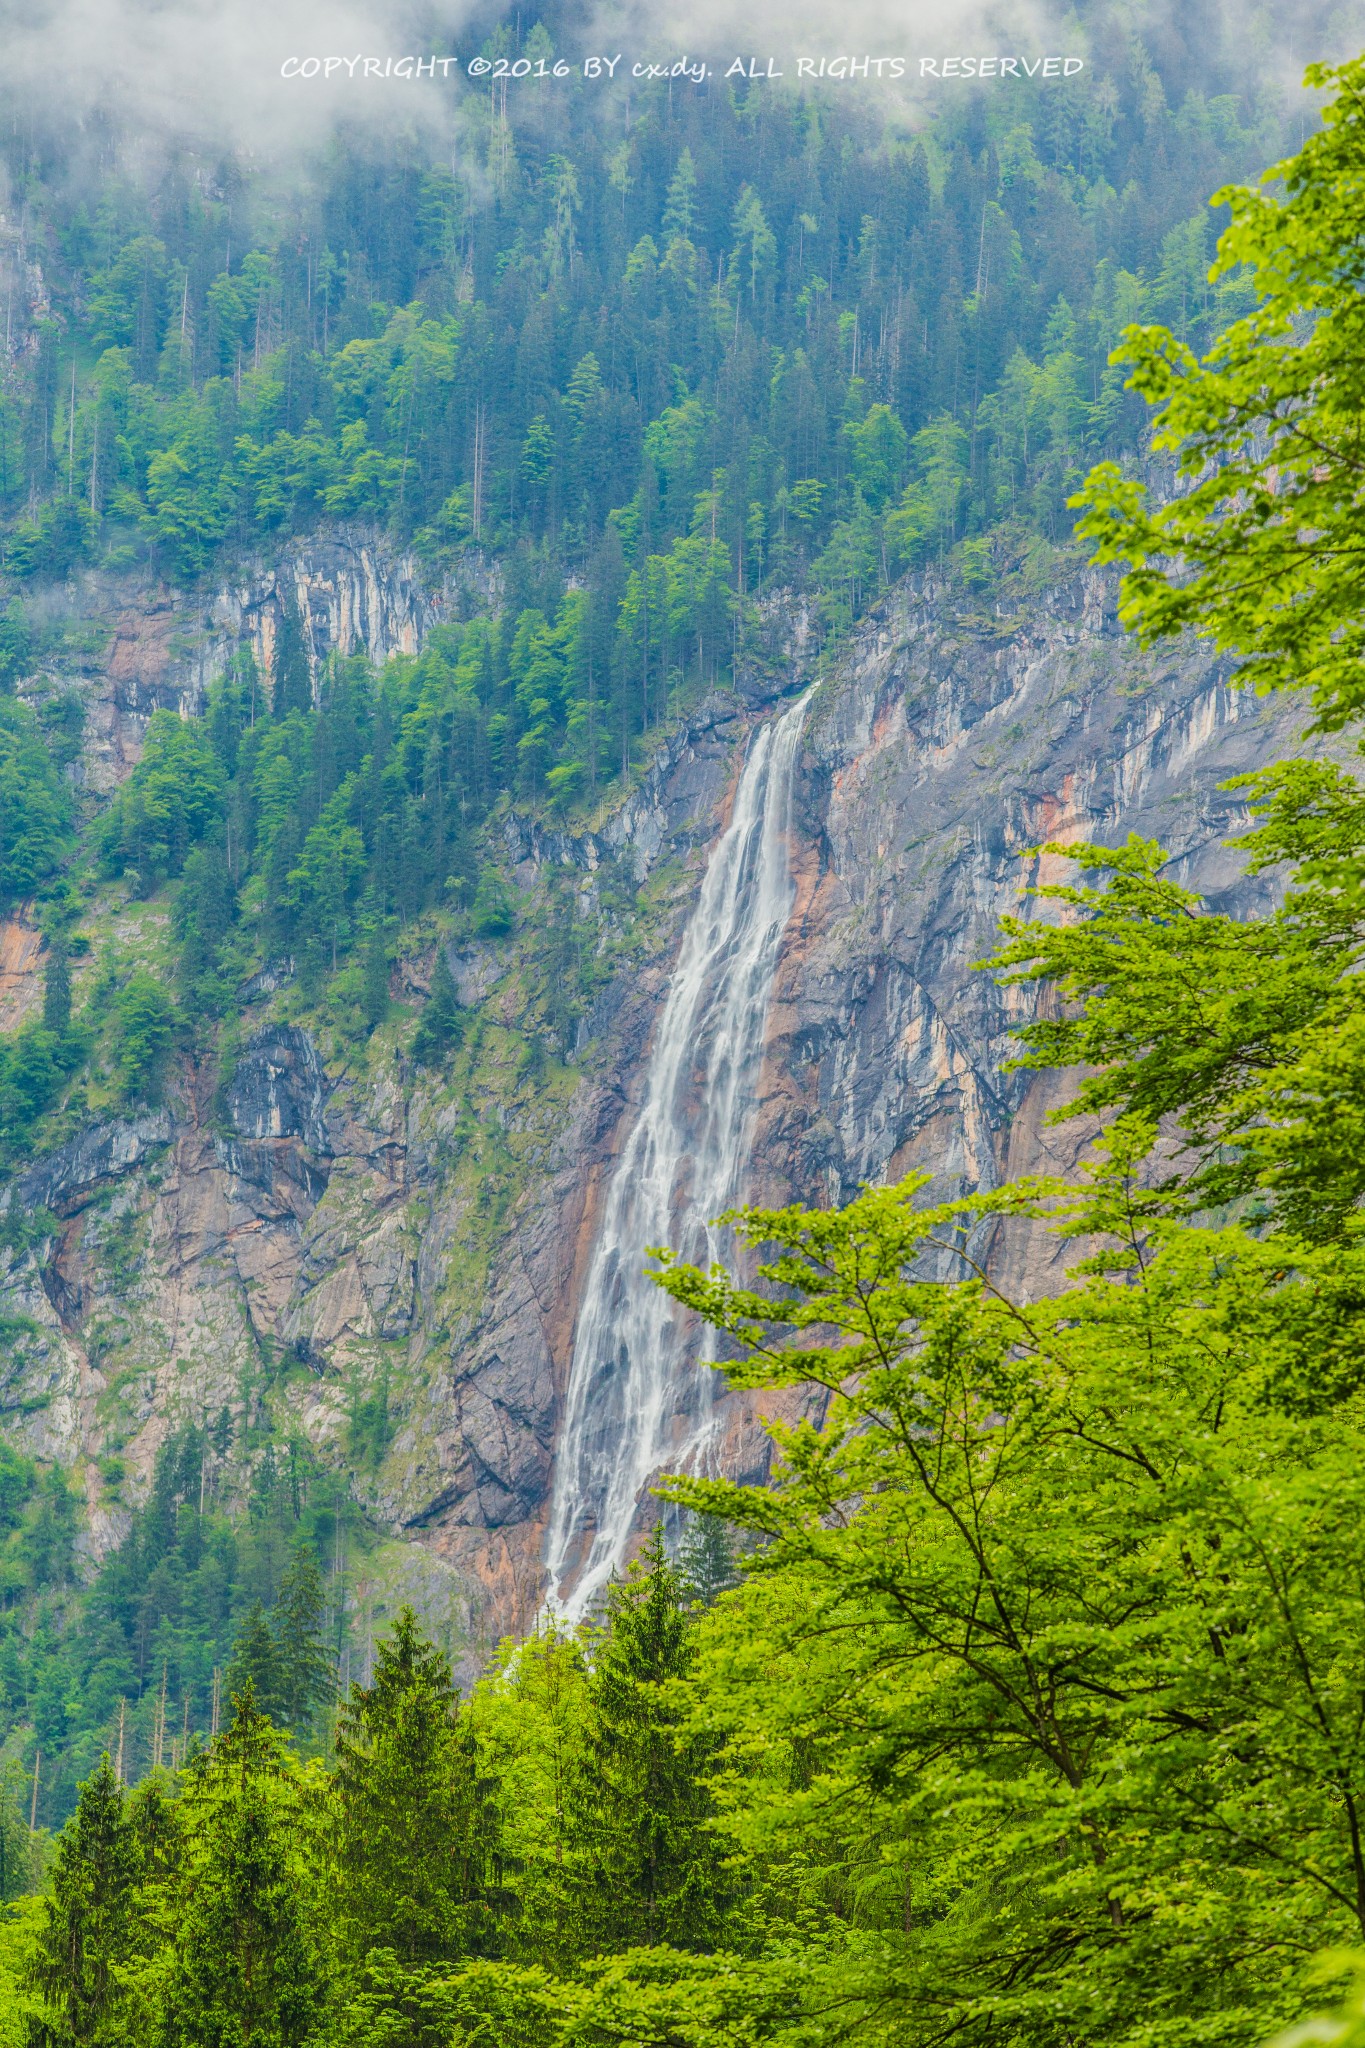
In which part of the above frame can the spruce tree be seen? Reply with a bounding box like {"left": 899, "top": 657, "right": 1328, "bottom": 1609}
{"left": 677, "top": 1513, "right": 739, "bottom": 1608}
{"left": 272, "top": 1541, "right": 332, "bottom": 1732}
{"left": 565, "top": 1528, "right": 727, "bottom": 1953}
{"left": 333, "top": 1607, "right": 499, "bottom": 1967}
{"left": 158, "top": 1686, "right": 325, "bottom": 2048}
{"left": 226, "top": 1601, "right": 285, "bottom": 1724}
{"left": 412, "top": 948, "right": 462, "bottom": 1066}
{"left": 24, "top": 1755, "right": 142, "bottom": 2047}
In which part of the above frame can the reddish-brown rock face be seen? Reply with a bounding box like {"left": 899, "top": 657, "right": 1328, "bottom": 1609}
{"left": 0, "top": 548, "right": 1315, "bottom": 1665}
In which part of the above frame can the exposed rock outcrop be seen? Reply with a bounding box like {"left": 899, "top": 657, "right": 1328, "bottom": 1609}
{"left": 0, "top": 549, "right": 1318, "bottom": 1661}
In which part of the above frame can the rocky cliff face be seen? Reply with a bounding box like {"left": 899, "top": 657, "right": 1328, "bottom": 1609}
{"left": 0, "top": 542, "right": 1311, "bottom": 1658}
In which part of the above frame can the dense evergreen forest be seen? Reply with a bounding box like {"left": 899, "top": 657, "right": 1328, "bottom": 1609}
{"left": 10, "top": 7, "right": 1365, "bottom": 2045}
{"left": 0, "top": 0, "right": 1286, "bottom": 959}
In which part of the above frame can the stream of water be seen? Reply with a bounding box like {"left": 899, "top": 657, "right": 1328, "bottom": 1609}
{"left": 544, "top": 690, "right": 810, "bottom": 1619}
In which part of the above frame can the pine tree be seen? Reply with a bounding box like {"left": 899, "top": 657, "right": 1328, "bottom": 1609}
{"left": 272, "top": 1541, "right": 331, "bottom": 1732}
{"left": 226, "top": 1601, "right": 285, "bottom": 1724}
{"left": 565, "top": 1528, "right": 727, "bottom": 1952}
{"left": 412, "top": 947, "right": 462, "bottom": 1066}
{"left": 24, "top": 1755, "right": 142, "bottom": 2047}
{"left": 158, "top": 1686, "right": 326, "bottom": 2048}
{"left": 333, "top": 1607, "right": 499, "bottom": 1967}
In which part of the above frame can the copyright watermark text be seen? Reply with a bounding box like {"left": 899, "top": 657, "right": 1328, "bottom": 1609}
{"left": 277, "top": 52, "right": 1088, "bottom": 86}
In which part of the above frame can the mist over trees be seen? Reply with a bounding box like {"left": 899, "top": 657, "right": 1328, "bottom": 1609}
{"left": 6, "top": 11, "right": 1365, "bottom": 2048}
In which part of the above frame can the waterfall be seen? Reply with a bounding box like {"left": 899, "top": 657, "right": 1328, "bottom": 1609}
{"left": 545, "top": 690, "right": 810, "bottom": 1620}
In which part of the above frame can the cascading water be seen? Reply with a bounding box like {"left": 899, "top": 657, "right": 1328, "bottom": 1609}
{"left": 545, "top": 689, "right": 811, "bottom": 1620}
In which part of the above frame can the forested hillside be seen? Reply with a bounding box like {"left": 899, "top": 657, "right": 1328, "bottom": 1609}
{"left": 0, "top": 0, "right": 1303, "bottom": 1797}
{"left": 0, "top": 0, "right": 1296, "bottom": 1163}
{"left": 1, "top": 0, "right": 1279, "bottom": 824}
{"left": 9, "top": 8, "right": 1365, "bottom": 2045}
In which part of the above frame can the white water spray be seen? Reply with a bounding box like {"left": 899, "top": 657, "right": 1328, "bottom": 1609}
{"left": 545, "top": 691, "right": 811, "bottom": 1620}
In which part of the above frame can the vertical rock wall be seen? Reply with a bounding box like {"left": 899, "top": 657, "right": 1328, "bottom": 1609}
{"left": 0, "top": 546, "right": 1321, "bottom": 1656}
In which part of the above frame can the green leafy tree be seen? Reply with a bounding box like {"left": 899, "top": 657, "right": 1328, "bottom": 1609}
{"left": 108, "top": 970, "right": 177, "bottom": 1106}
{"left": 845, "top": 403, "right": 907, "bottom": 512}
{"left": 0, "top": 1762, "right": 36, "bottom": 1903}
{"left": 654, "top": 1147, "right": 1365, "bottom": 2048}
{"left": 471, "top": 1622, "right": 589, "bottom": 1970}
{"left": 99, "top": 710, "right": 224, "bottom": 887}
{"left": 984, "top": 777, "right": 1365, "bottom": 1243}
{"left": 1074, "top": 52, "right": 1365, "bottom": 731}
{"left": 0, "top": 701, "right": 72, "bottom": 907}
{"left": 471, "top": 868, "right": 514, "bottom": 939}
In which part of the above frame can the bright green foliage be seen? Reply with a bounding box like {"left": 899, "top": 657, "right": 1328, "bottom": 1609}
{"left": 1074, "top": 53, "right": 1365, "bottom": 731}
{"left": 0, "top": 1899, "right": 45, "bottom": 2048}
{"left": 1273, "top": 1965, "right": 1365, "bottom": 2048}
{"left": 108, "top": 971, "right": 177, "bottom": 1106}
{"left": 0, "top": 1018, "right": 83, "bottom": 1159}
{"left": 0, "top": 701, "right": 71, "bottom": 908}
{"left": 0, "top": 1765, "right": 38, "bottom": 1904}
{"left": 652, "top": 1143, "right": 1365, "bottom": 2047}
{"left": 564, "top": 1531, "right": 727, "bottom": 1957}
{"left": 24, "top": 1756, "right": 142, "bottom": 2046}
{"left": 98, "top": 712, "right": 224, "bottom": 889}
{"left": 844, "top": 405, "right": 907, "bottom": 513}
{"left": 156, "top": 1691, "right": 327, "bottom": 2048}
{"left": 471, "top": 867, "right": 515, "bottom": 938}
{"left": 984, "top": 760, "right": 1365, "bottom": 1241}
{"left": 332, "top": 1608, "right": 499, "bottom": 1968}
{"left": 473, "top": 1623, "right": 589, "bottom": 1971}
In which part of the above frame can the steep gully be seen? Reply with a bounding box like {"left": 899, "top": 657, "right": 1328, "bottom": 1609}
{"left": 0, "top": 539, "right": 1316, "bottom": 1653}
